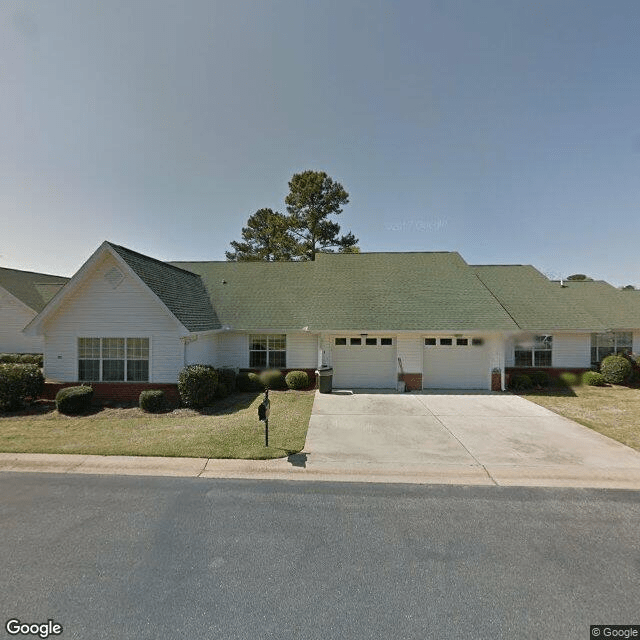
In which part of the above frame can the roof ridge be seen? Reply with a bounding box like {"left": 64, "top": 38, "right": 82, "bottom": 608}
{"left": 106, "top": 242, "right": 203, "bottom": 278}
{"left": 0, "top": 266, "right": 68, "bottom": 280}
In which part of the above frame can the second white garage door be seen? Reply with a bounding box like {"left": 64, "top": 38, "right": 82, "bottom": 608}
{"left": 331, "top": 336, "right": 397, "bottom": 388}
{"left": 423, "top": 337, "right": 490, "bottom": 389}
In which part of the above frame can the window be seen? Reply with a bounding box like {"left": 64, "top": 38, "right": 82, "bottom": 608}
{"left": 591, "top": 332, "right": 632, "bottom": 364}
{"left": 514, "top": 335, "right": 552, "bottom": 367}
{"left": 424, "top": 338, "right": 436, "bottom": 346}
{"left": 350, "top": 338, "right": 361, "bottom": 345}
{"left": 335, "top": 337, "right": 347, "bottom": 346}
{"left": 381, "top": 338, "right": 393, "bottom": 346}
{"left": 440, "top": 338, "right": 453, "bottom": 346}
{"left": 78, "top": 338, "right": 149, "bottom": 382}
{"left": 456, "top": 338, "right": 468, "bottom": 346}
{"left": 249, "top": 335, "right": 286, "bottom": 368}
{"left": 365, "top": 338, "right": 377, "bottom": 346}
{"left": 472, "top": 338, "right": 484, "bottom": 346}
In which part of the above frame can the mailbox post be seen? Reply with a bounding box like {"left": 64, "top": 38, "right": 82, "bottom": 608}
{"left": 258, "top": 389, "right": 271, "bottom": 447}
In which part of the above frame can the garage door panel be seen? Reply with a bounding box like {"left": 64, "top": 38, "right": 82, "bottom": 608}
{"left": 332, "top": 343, "right": 397, "bottom": 388}
{"left": 423, "top": 342, "right": 489, "bottom": 390}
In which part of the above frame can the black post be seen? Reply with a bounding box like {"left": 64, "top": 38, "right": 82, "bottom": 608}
{"left": 265, "top": 418, "right": 269, "bottom": 447}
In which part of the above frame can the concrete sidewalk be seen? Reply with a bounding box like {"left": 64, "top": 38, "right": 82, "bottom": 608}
{"left": 2, "top": 448, "right": 640, "bottom": 489}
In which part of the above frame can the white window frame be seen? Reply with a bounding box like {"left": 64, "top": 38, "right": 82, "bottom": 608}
{"left": 78, "top": 337, "right": 150, "bottom": 382}
{"left": 249, "top": 334, "right": 287, "bottom": 369}
{"left": 591, "top": 332, "right": 632, "bottom": 365}
{"left": 514, "top": 335, "right": 553, "bottom": 368}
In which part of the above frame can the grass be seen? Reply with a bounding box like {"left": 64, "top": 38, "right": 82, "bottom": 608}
{"left": 519, "top": 383, "right": 640, "bottom": 452}
{"left": 0, "top": 391, "right": 315, "bottom": 460}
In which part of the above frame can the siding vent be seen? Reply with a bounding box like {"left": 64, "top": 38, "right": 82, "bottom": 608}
{"left": 104, "top": 267, "right": 124, "bottom": 289}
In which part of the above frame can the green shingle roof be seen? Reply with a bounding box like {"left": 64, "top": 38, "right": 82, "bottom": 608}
{"left": 473, "top": 265, "right": 607, "bottom": 331}
{"left": 169, "top": 260, "right": 316, "bottom": 331}
{"left": 108, "top": 243, "right": 219, "bottom": 331}
{"left": 0, "top": 267, "right": 69, "bottom": 312}
{"left": 553, "top": 280, "right": 640, "bottom": 330}
{"left": 309, "top": 252, "right": 519, "bottom": 331}
{"left": 171, "top": 252, "right": 520, "bottom": 331}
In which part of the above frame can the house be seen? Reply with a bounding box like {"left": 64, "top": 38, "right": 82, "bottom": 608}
{"left": 22, "top": 241, "right": 640, "bottom": 400}
{"left": 0, "top": 267, "right": 68, "bottom": 354}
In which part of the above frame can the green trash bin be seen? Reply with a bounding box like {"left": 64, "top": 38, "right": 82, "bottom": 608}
{"left": 316, "top": 366, "right": 333, "bottom": 393}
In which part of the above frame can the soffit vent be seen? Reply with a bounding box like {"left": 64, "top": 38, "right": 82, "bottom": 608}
{"left": 104, "top": 267, "right": 124, "bottom": 289}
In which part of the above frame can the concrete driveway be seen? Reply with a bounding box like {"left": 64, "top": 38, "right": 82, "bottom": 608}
{"left": 305, "top": 390, "right": 640, "bottom": 488}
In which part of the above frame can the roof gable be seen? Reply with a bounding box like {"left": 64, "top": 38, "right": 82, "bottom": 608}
{"left": 106, "top": 243, "right": 220, "bottom": 332}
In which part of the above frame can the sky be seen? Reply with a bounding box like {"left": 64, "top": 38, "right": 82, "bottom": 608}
{"left": 1, "top": 0, "right": 639, "bottom": 285}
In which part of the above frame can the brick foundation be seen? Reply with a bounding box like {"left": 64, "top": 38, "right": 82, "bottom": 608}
{"left": 399, "top": 373, "right": 422, "bottom": 391}
{"left": 43, "top": 382, "right": 180, "bottom": 404}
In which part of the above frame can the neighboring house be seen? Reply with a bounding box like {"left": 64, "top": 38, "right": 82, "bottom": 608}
{"left": 22, "top": 241, "right": 640, "bottom": 397}
{"left": 0, "top": 267, "right": 68, "bottom": 353}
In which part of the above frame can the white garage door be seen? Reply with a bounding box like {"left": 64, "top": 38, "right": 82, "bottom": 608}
{"left": 332, "top": 336, "right": 397, "bottom": 388}
{"left": 423, "top": 337, "right": 490, "bottom": 389}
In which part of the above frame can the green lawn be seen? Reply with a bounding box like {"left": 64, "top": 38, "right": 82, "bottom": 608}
{"left": 520, "top": 384, "right": 640, "bottom": 452}
{"left": 0, "top": 391, "right": 315, "bottom": 459}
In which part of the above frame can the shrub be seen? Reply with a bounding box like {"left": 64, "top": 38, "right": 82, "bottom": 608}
{"left": 218, "top": 368, "right": 237, "bottom": 392}
{"left": 509, "top": 374, "right": 532, "bottom": 391}
{"left": 237, "top": 372, "right": 263, "bottom": 392}
{"left": 0, "top": 363, "right": 44, "bottom": 411}
{"left": 557, "top": 372, "right": 579, "bottom": 387}
{"left": 0, "top": 354, "right": 43, "bottom": 366}
{"left": 139, "top": 389, "right": 166, "bottom": 413}
{"left": 258, "top": 369, "right": 287, "bottom": 390}
{"left": 285, "top": 370, "right": 309, "bottom": 390}
{"left": 177, "top": 365, "right": 219, "bottom": 408}
{"left": 55, "top": 385, "right": 94, "bottom": 415}
{"left": 214, "top": 383, "right": 229, "bottom": 399}
{"left": 529, "top": 370, "right": 550, "bottom": 387}
{"left": 600, "top": 355, "right": 632, "bottom": 385}
{"left": 583, "top": 371, "right": 606, "bottom": 386}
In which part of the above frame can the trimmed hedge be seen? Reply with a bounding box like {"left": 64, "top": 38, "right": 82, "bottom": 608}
{"left": 529, "top": 370, "right": 550, "bottom": 387}
{"left": 55, "top": 385, "right": 94, "bottom": 415}
{"left": 285, "top": 370, "right": 309, "bottom": 390}
{"left": 557, "top": 372, "right": 579, "bottom": 387}
{"left": 139, "top": 389, "right": 167, "bottom": 413}
{"left": 600, "top": 355, "right": 632, "bottom": 385}
{"left": 582, "top": 371, "right": 606, "bottom": 386}
{"left": 0, "top": 353, "right": 43, "bottom": 366}
{"left": 178, "top": 365, "right": 219, "bottom": 408}
{"left": 0, "top": 363, "right": 44, "bottom": 411}
{"left": 509, "top": 374, "right": 532, "bottom": 391}
{"left": 237, "top": 372, "right": 263, "bottom": 392}
{"left": 258, "top": 369, "right": 287, "bottom": 390}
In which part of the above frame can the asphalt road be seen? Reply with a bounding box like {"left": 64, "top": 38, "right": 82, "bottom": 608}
{"left": 1, "top": 473, "right": 639, "bottom": 640}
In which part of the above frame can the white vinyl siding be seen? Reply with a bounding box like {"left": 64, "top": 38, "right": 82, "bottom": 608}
{"left": 553, "top": 334, "right": 591, "bottom": 368}
{"left": 216, "top": 333, "right": 247, "bottom": 369}
{"left": 185, "top": 333, "right": 218, "bottom": 366}
{"left": 42, "top": 253, "right": 184, "bottom": 383}
{"left": 0, "top": 287, "right": 43, "bottom": 353}
{"left": 286, "top": 333, "right": 318, "bottom": 369}
{"left": 396, "top": 334, "right": 422, "bottom": 373}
